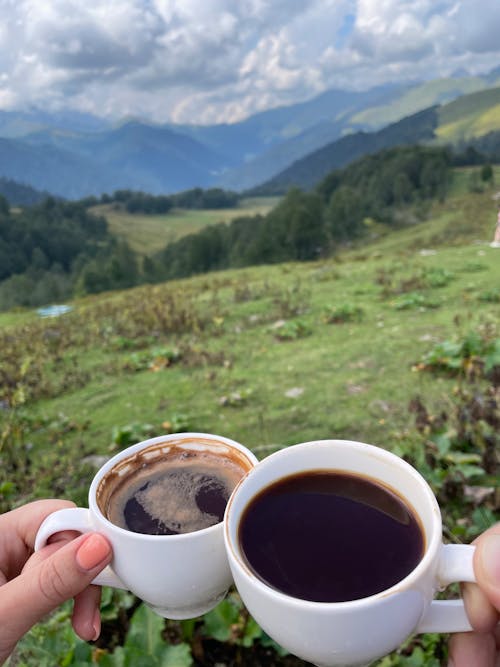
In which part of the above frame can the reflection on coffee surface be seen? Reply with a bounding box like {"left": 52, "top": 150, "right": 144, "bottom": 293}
{"left": 101, "top": 445, "right": 248, "bottom": 535}
{"left": 239, "top": 470, "right": 424, "bottom": 602}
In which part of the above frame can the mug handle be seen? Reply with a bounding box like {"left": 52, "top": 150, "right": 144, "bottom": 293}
{"left": 35, "top": 507, "right": 126, "bottom": 590}
{"left": 417, "top": 544, "right": 475, "bottom": 634}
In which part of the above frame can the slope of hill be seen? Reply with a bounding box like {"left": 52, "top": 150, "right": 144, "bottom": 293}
{"left": 249, "top": 107, "right": 439, "bottom": 194}
{"left": 0, "top": 177, "right": 52, "bottom": 206}
{"left": 0, "top": 137, "right": 117, "bottom": 199}
{"left": 1, "top": 164, "right": 498, "bottom": 666}
{"left": 436, "top": 86, "right": 500, "bottom": 142}
{"left": 251, "top": 85, "right": 500, "bottom": 194}
{"left": 176, "top": 83, "right": 406, "bottom": 163}
{"left": 216, "top": 74, "right": 500, "bottom": 190}
{"left": 92, "top": 196, "right": 279, "bottom": 256}
{"left": 0, "top": 108, "right": 111, "bottom": 138}
{"left": 349, "top": 76, "right": 489, "bottom": 129}
{"left": 21, "top": 121, "right": 230, "bottom": 197}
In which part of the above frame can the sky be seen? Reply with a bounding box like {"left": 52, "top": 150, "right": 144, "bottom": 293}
{"left": 1, "top": 0, "right": 500, "bottom": 125}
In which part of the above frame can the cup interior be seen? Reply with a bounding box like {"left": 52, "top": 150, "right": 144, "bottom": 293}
{"left": 225, "top": 439, "right": 441, "bottom": 597}
{"left": 92, "top": 433, "right": 257, "bottom": 533}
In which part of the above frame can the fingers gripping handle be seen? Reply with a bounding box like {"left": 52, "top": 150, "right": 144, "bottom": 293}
{"left": 35, "top": 507, "right": 126, "bottom": 590}
{"left": 417, "top": 544, "right": 476, "bottom": 634}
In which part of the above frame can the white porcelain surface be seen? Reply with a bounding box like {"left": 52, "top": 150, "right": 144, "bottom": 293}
{"left": 35, "top": 432, "right": 258, "bottom": 619}
{"left": 224, "top": 440, "right": 476, "bottom": 667}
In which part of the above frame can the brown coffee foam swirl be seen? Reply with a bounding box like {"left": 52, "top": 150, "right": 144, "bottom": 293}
{"left": 99, "top": 444, "right": 248, "bottom": 534}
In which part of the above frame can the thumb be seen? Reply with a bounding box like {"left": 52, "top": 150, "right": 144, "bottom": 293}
{"left": 475, "top": 531, "right": 500, "bottom": 612}
{"left": 0, "top": 533, "right": 111, "bottom": 661}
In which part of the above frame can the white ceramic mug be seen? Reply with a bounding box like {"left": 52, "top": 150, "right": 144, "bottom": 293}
{"left": 224, "top": 439, "right": 477, "bottom": 667}
{"left": 35, "top": 432, "right": 257, "bottom": 619}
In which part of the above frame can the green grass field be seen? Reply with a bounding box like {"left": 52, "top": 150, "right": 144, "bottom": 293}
{"left": 91, "top": 197, "right": 280, "bottom": 255}
{"left": 2, "top": 174, "right": 498, "bottom": 466}
{"left": 1, "top": 174, "right": 499, "bottom": 666}
{"left": 350, "top": 77, "right": 487, "bottom": 129}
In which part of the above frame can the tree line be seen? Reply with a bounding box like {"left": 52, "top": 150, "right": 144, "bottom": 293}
{"left": 150, "top": 146, "right": 452, "bottom": 281}
{"left": 0, "top": 197, "right": 139, "bottom": 310}
{"left": 0, "top": 145, "right": 469, "bottom": 310}
{"left": 81, "top": 187, "right": 240, "bottom": 214}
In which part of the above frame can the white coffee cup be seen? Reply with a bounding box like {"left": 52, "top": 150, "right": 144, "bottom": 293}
{"left": 224, "top": 439, "right": 477, "bottom": 667}
{"left": 35, "top": 432, "right": 257, "bottom": 619}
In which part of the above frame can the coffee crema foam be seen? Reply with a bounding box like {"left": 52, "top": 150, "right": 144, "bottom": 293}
{"left": 100, "top": 446, "right": 248, "bottom": 536}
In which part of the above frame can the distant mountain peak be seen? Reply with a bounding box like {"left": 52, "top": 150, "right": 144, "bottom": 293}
{"left": 0, "top": 71, "right": 499, "bottom": 198}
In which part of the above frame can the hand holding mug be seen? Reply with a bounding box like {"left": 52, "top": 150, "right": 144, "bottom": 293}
{"left": 35, "top": 433, "right": 257, "bottom": 619}
{"left": 224, "top": 439, "right": 479, "bottom": 667}
{"left": 0, "top": 500, "right": 112, "bottom": 665}
{"left": 33, "top": 435, "right": 493, "bottom": 667}
{"left": 449, "top": 523, "right": 500, "bottom": 667}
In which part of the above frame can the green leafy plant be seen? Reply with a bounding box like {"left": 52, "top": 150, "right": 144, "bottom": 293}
{"left": 110, "top": 335, "right": 158, "bottom": 351}
{"left": 322, "top": 304, "right": 364, "bottom": 324}
{"left": 403, "top": 379, "right": 498, "bottom": 543}
{"left": 111, "top": 422, "right": 157, "bottom": 448}
{"left": 392, "top": 292, "right": 440, "bottom": 310}
{"left": 478, "top": 287, "right": 500, "bottom": 303}
{"left": 422, "top": 267, "right": 454, "bottom": 288}
{"left": 271, "top": 281, "right": 311, "bottom": 319}
{"left": 124, "top": 346, "right": 182, "bottom": 373}
{"left": 270, "top": 319, "right": 312, "bottom": 340}
{"left": 161, "top": 412, "right": 191, "bottom": 433}
{"left": 416, "top": 332, "right": 500, "bottom": 381}
{"left": 461, "top": 262, "right": 487, "bottom": 273}
{"left": 97, "top": 605, "right": 192, "bottom": 666}
{"left": 13, "top": 606, "right": 94, "bottom": 666}
{"left": 202, "top": 595, "right": 261, "bottom": 648}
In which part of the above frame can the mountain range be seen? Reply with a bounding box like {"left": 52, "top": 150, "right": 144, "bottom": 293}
{"left": 1, "top": 68, "right": 500, "bottom": 199}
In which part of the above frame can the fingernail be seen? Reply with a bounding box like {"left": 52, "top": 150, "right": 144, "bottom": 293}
{"left": 76, "top": 534, "right": 111, "bottom": 571}
{"left": 481, "top": 533, "right": 500, "bottom": 586}
{"left": 92, "top": 609, "right": 101, "bottom": 642}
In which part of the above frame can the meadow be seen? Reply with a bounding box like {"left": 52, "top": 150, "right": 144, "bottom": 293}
{"left": 0, "top": 176, "right": 499, "bottom": 666}
{"left": 91, "top": 197, "right": 280, "bottom": 255}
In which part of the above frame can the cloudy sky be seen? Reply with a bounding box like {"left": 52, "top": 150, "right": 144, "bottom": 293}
{"left": 1, "top": 0, "right": 500, "bottom": 125}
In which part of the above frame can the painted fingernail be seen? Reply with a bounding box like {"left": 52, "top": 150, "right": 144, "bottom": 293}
{"left": 76, "top": 534, "right": 111, "bottom": 571}
{"left": 481, "top": 533, "right": 500, "bottom": 586}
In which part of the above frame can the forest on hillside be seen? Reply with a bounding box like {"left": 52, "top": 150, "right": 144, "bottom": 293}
{"left": 82, "top": 187, "right": 241, "bottom": 214}
{"left": 0, "top": 144, "right": 493, "bottom": 311}
{"left": 0, "top": 198, "right": 139, "bottom": 310}
{"left": 0, "top": 177, "right": 51, "bottom": 206}
{"left": 152, "top": 146, "right": 452, "bottom": 281}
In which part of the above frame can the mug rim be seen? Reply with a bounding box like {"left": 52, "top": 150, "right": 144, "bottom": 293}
{"left": 224, "top": 438, "right": 442, "bottom": 609}
{"left": 88, "top": 431, "right": 258, "bottom": 542}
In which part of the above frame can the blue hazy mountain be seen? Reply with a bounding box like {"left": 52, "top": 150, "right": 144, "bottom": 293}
{"left": 0, "top": 69, "right": 499, "bottom": 198}
{"left": 4, "top": 121, "right": 231, "bottom": 198}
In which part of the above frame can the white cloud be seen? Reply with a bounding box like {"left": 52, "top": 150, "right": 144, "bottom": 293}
{"left": 0, "top": 0, "right": 499, "bottom": 123}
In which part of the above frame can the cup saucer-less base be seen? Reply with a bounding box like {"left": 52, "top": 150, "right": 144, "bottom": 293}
{"left": 146, "top": 588, "right": 228, "bottom": 619}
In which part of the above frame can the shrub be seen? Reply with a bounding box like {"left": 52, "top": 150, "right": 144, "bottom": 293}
{"left": 322, "top": 304, "right": 364, "bottom": 324}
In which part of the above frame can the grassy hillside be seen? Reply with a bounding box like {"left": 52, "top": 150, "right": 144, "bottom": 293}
{"left": 436, "top": 86, "right": 500, "bottom": 142}
{"left": 2, "top": 173, "right": 498, "bottom": 449}
{"left": 253, "top": 87, "right": 500, "bottom": 195}
{"left": 91, "top": 197, "right": 280, "bottom": 255}
{"left": 351, "top": 76, "right": 487, "bottom": 129}
{"left": 250, "top": 108, "right": 438, "bottom": 194}
{"left": 1, "top": 176, "right": 498, "bottom": 666}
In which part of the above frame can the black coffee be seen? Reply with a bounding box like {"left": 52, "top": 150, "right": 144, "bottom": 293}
{"left": 238, "top": 470, "right": 424, "bottom": 602}
{"left": 101, "top": 446, "right": 248, "bottom": 535}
